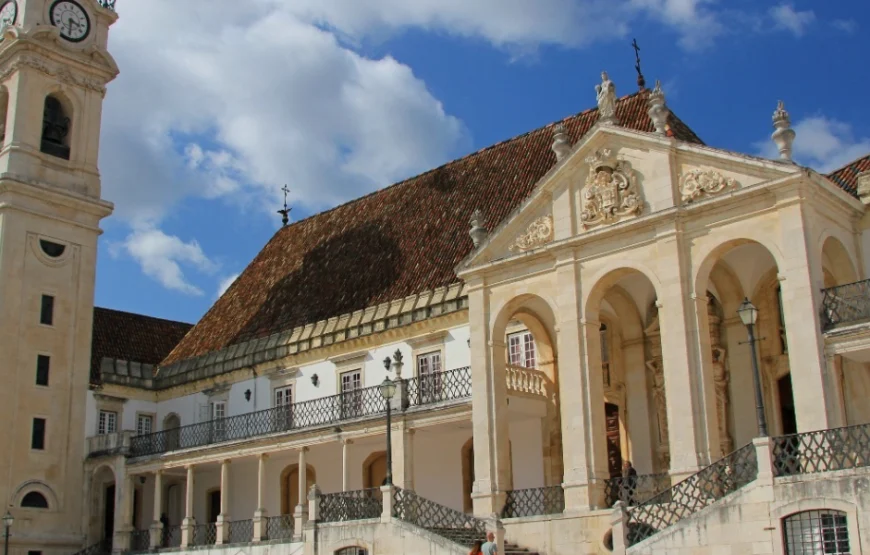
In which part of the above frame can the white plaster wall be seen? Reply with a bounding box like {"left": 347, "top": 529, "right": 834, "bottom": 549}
{"left": 413, "top": 424, "right": 472, "bottom": 512}
{"left": 509, "top": 416, "right": 545, "bottom": 490}
{"left": 122, "top": 399, "right": 159, "bottom": 431}
{"left": 157, "top": 391, "right": 208, "bottom": 429}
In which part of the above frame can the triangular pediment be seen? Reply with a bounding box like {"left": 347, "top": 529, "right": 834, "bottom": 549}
{"left": 459, "top": 123, "right": 801, "bottom": 272}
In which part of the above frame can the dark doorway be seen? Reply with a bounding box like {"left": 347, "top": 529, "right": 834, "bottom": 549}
{"left": 778, "top": 374, "right": 797, "bottom": 434}
{"left": 208, "top": 490, "right": 221, "bottom": 523}
{"left": 605, "top": 403, "right": 623, "bottom": 478}
{"left": 104, "top": 484, "right": 115, "bottom": 541}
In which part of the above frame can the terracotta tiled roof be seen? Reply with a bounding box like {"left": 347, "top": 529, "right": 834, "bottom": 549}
{"left": 91, "top": 307, "right": 192, "bottom": 383}
{"left": 826, "top": 153, "right": 870, "bottom": 196}
{"left": 162, "top": 90, "right": 704, "bottom": 366}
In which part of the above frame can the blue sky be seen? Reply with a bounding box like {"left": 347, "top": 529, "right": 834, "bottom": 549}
{"left": 94, "top": 0, "right": 870, "bottom": 325}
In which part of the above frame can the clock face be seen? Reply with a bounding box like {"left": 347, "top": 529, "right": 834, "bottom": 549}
{"left": 0, "top": 1, "right": 17, "bottom": 27}
{"left": 50, "top": 0, "right": 90, "bottom": 42}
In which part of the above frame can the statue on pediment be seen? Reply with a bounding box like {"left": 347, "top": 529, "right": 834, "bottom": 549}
{"left": 596, "top": 71, "right": 618, "bottom": 124}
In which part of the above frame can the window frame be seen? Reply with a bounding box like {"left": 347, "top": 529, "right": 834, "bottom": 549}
{"left": 507, "top": 329, "right": 537, "bottom": 369}
{"left": 136, "top": 413, "right": 154, "bottom": 436}
{"left": 339, "top": 369, "right": 363, "bottom": 419}
{"left": 39, "top": 294, "right": 55, "bottom": 326}
{"left": 20, "top": 491, "right": 49, "bottom": 509}
{"left": 98, "top": 409, "right": 118, "bottom": 435}
{"left": 31, "top": 417, "right": 46, "bottom": 450}
{"left": 36, "top": 353, "right": 50, "bottom": 387}
{"left": 782, "top": 509, "right": 851, "bottom": 555}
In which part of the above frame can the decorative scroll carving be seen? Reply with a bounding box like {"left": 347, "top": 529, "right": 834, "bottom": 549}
{"left": 0, "top": 54, "right": 108, "bottom": 95}
{"left": 581, "top": 148, "right": 642, "bottom": 228}
{"left": 707, "top": 294, "right": 733, "bottom": 456}
{"left": 509, "top": 215, "right": 554, "bottom": 253}
{"left": 680, "top": 169, "right": 738, "bottom": 203}
{"left": 644, "top": 307, "right": 670, "bottom": 472}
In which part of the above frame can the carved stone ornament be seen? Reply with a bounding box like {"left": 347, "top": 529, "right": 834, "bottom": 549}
{"left": 509, "top": 215, "right": 554, "bottom": 253}
{"left": 581, "top": 149, "right": 642, "bottom": 228}
{"left": 680, "top": 169, "right": 739, "bottom": 203}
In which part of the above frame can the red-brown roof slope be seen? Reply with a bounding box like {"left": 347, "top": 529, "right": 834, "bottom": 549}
{"left": 826, "top": 153, "right": 870, "bottom": 196}
{"left": 162, "top": 91, "right": 703, "bottom": 366}
{"left": 92, "top": 307, "right": 192, "bottom": 383}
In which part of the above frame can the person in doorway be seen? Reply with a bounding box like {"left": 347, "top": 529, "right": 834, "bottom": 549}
{"left": 481, "top": 531, "right": 498, "bottom": 555}
{"left": 160, "top": 513, "right": 170, "bottom": 547}
{"left": 620, "top": 460, "right": 638, "bottom": 506}
{"left": 469, "top": 540, "right": 483, "bottom": 555}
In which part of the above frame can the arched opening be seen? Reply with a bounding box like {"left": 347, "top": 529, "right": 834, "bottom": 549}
{"left": 280, "top": 463, "right": 316, "bottom": 515}
{"left": 821, "top": 236, "right": 858, "bottom": 288}
{"left": 0, "top": 86, "right": 8, "bottom": 145}
{"left": 166, "top": 483, "right": 182, "bottom": 526}
{"left": 40, "top": 94, "right": 72, "bottom": 160}
{"left": 584, "top": 268, "right": 663, "bottom": 476}
{"left": 361, "top": 451, "right": 387, "bottom": 489}
{"left": 89, "top": 465, "right": 116, "bottom": 543}
{"left": 335, "top": 548, "right": 368, "bottom": 555}
{"left": 461, "top": 437, "right": 474, "bottom": 513}
{"left": 21, "top": 491, "right": 49, "bottom": 508}
{"left": 491, "top": 294, "right": 562, "bottom": 491}
{"left": 163, "top": 413, "right": 181, "bottom": 450}
{"left": 783, "top": 510, "right": 849, "bottom": 555}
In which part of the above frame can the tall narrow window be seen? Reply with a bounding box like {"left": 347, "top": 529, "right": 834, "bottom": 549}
{"left": 274, "top": 385, "right": 293, "bottom": 430}
{"left": 600, "top": 323, "right": 611, "bottom": 388}
{"left": 417, "top": 352, "right": 443, "bottom": 402}
{"left": 31, "top": 418, "right": 46, "bottom": 450}
{"left": 210, "top": 401, "right": 226, "bottom": 440}
{"left": 507, "top": 331, "right": 536, "bottom": 368}
{"left": 136, "top": 414, "right": 153, "bottom": 436}
{"left": 36, "top": 355, "right": 50, "bottom": 386}
{"left": 98, "top": 410, "right": 117, "bottom": 435}
{"left": 340, "top": 370, "right": 362, "bottom": 419}
{"left": 783, "top": 510, "right": 850, "bottom": 555}
{"left": 40, "top": 95, "right": 71, "bottom": 160}
{"left": 40, "top": 295, "right": 54, "bottom": 325}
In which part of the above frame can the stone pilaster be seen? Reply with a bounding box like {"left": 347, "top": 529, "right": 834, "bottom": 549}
{"left": 181, "top": 465, "right": 196, "bottom": 548}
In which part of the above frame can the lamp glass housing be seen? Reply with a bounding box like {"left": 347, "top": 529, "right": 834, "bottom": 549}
{"left": 737, "top": 297, "right": 758, "bottom": 326}
{"left": 2, "top": 511, "right": 13, "bottom": 528}
{"left": 379, "top": 377, "right": 397, "bottom": 400}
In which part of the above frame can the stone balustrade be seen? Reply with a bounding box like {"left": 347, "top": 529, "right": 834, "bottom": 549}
{"left": 505, "top": 365, "right": 548, "bottom": 397}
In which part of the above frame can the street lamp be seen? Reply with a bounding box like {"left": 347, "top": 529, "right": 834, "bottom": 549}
{"left": 737, "top": 297, "right": 768, "bottom": 437}
{"left": 3, "top": 511, "right": 13, "bottom": 555}
{"left": 379, "top": 369, "right": 397, "bottom": 486}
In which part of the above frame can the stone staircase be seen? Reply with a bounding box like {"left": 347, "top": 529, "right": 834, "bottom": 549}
{"left": 504, "top": 541, "right": 540, "bottom": 555}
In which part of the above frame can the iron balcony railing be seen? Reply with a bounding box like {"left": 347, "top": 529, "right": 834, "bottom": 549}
{"left": 392, "top": 487, "right": 487, "bottom": 548}
{"left": 501, "top": 486, "right": 564, "bottom": 518}
{"left": 227, "top": 519, "right": 254, "bottom": 544}
{"left": 265, "top": 514, "right": 294, "bottom": 540}
{"left": 773, "top": 422, "right": 870, "bottom": 477}
{"left": 193, "top": 522, "right": 217, "bottom": 546}
{"left": 604, "top": 472, "right": 671, "bottom": 508}
{"left": 319, "top": 488, "right": 383, "bottom": 522}
{"left": 626, "top": 442, "right": 758, "bottom": 546}
{"left": 71, "top": 539, "right": 112, "bottom": 555}
{"left": 129, "top": 366, "right": 471, "bottom": 457}
{"left": 821, "top": 279, "right": 870, "bottom": 330}
{"left": 162, "top": 525, "right": 182, "bottom": 548}
{"left": 129, "top": 529, "right": 150, "bottom": 553}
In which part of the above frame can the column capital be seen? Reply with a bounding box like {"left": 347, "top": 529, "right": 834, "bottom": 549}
{"left": 299, "top": 446, "right": 309, "bottom": 453}
{"left": 341, "top": 438, "right": 354, "bottom": 446}
{"left": 258, "top": 452, "right": 269, "bottom": 460}
{"left": 221, "top": 458, "right": 232, "bottom": 465}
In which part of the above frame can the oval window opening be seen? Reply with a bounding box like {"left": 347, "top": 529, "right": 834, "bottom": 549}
{"left": 40, "top": 240, "right": 66, "bottom": 258}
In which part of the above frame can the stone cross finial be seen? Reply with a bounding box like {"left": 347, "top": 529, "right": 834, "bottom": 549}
{"left": 595, "top": 71, "right": 618, "bottom": 125}
{"left": 771, "top": 100, "right": 796, "bottom": 162}
{"left": 551, "top": 123, "right": 571, "bottom": 161}
{"left": 647, "top": 80, "right": 670, "bottom": 135}
{"left": 470, "top": 209, "right": 487, "bottom": 247}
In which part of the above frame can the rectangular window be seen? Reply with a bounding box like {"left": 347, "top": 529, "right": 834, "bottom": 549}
{"left": 36, "top": 355, "right": 50, "bottom": 386}
{"left": 210, "top": 401, "right": 227, "bottom": 440}
{"left": 274, "top": 385, "right": 293, "bottom": 407}
{"left": 136, "top": 414, "right": 153, "bottom": 436}
{"left": 417, "top": 351, "right": 443, "bottom": 402}
{"left": 40, "top": 295, "right": 54, "bottom": 326}
{"left": 98, "top": 410, "right": 117, "bottom": 435}
{"left": 507, "top": 331, "right": 536, "bottom": 368}
{"left": 28, "top": 551, "right": 43, "bottom": 555}
{"left": 274, "top": 385, "right": 293, "bottom": 431}
{"left": 340, "top": 370, "right": 362, "bottom": 418}
{"left": 31, "top": 418, "right": 45, "bottom": 450}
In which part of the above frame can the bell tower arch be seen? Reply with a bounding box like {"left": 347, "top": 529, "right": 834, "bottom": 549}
{"left": 0, "top": 0, "right": 117, "bottom": 552}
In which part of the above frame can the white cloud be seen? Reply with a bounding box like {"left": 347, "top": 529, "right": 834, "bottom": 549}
{"left": 115, "top": 228, "right": 218, "bottom": 296}
{"left": 832, "top": 19, "right": 858, "bottom": 34}
{"left": 216, "top": 273, "right": 240, "bottom": 299}
{"left": 757, "top": 116, "right": 870, "bottom": 173}
{"left": 769, "top": 4, "right": 815, "bottom": 37}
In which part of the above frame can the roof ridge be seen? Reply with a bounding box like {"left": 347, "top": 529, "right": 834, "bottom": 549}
{"left": 827, "top": 151, "right": 870, "bottom": 176}
{"left": 95, "top": 306, "right": 192, "bottom": 327}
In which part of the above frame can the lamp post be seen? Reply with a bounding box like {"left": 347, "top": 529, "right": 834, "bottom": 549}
{"left": 738, "top": 297, "right": 768, "bottom": 437}
{"left": 379, "top": 363, "right": 397, "bottom": 486}
{"left": 3, "top": 511, "right": 13, "bottom": 555}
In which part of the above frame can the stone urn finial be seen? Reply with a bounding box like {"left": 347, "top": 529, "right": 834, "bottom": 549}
{"left": 647, "top": 80, "right": 670, "bottom": 135}
{"left": 771, "top": 100, "right": 796, "bottom": 162}
{"left": 470, "top": 209, "right": 487, "bottom": 248}
{"left": 552, "top": 123, "right": 571, "bottom": 161}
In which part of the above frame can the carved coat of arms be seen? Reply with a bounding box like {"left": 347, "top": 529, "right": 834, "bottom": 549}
{"left": 581, "top": 149, "right": 642, "bottom": 228}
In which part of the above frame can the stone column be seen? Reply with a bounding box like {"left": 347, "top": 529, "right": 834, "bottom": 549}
{"left": 558, "top": 255, "right": 608, "bottom": 511}
{"left": 294, "top": 448, "right": 309, "bottom": 540}
{"left": 776, "top": 199, "right": 836, "bottom": 431}
{"left": 622, "top": 338, "right": 654, "bottom": 474}
{"left": 216, "top": 459, "right": 231, "bottom": 544}
{"left": 342, "top": 439, "right": 352, "bottom": 491}
{"left": 181, "top": 465, "right": 196, "bottom": 547}
{"left": 253, "top": 454, "right": 268, "bottom": 542}
{"left": 824, "top": 355, "right": 847, "bottom": 428}
{"left": 380, "top": 484, "right": 394, "bottom": 523}
{"left": 690, "top": 294, "right": 724, "bottom": 463}
{"left": 393, "top": 422, "right": 415, "bottom": 490}
{"left": 150, "top": 470, "right": 163, "bottom": 549}
{"left": 113, "top": 474, "right": 135, "bottom": 553}
{"left": 468, "top": 277, "right": 511, "bottom": 516}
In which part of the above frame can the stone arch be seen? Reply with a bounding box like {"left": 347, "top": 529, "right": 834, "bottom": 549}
{"left": 583, "top": 262, "right": 663, "bottom": 320}
{"left": 326, "top": 539, "right": 373, "bottom": 555}
{"left": 361, "top": 451, "right": 387, "bottom": 489}
{"left": 163, "top": 413, "right": 181, "bottom": 450}
{"left": 820, "top": 235, "right": 859, "bottom": 288}
{"left": 40, "top": 90, "right": 75, "bottom": 160}
{"left": 89, "top": 465, "right": 117, "bottom": 542}
{"left": 280, "top": 463, "right": 316, "bottom": 515}
{"left": 14, "top": 480, "right": 58, "bottom": 510}
{"left": 693, "top": 236, "right": 786, "bottom": 299}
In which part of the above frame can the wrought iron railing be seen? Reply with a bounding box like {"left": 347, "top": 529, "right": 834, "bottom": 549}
{"left": 265, "top": 514, "right": 295, "bottom": 540}
{"left": 626, "top": 442, "right": 758, "bottom": 546}
{"left": 129, "top": 529, "right": 150, "bottom": 553}
{"left": 604, "top": 472, "right": 671, "bottom": 508}
{"left": 406, "top": 366, "right": 472, "bottom": 406}
{"left": 319, "top": 488, "right": 383, "bottom": 522}
{"left": 227, "top": 519, "right": 253, "bottom": 544}
{"left": 501, "top": 486, "right": 564, "bottom": 518}
{"left": 71, "top": 538, "right": 112, "bottom": 555}
{"left": 193, "top": 522, "right": 217, "bottom": 546}
{"left": 773, "top": 423, "right": 870, "bottom": 477}
{"left": 821, "top": 279, "right": 870, "bottom": 329}
{"left": 130, "top": 367, "right": 472, "bottom": 457}
{"left": 392, "top": 487, "right": 487, "bottom": 547}
{"left": 163, "top": 525, "right": 181, "bottom": 548}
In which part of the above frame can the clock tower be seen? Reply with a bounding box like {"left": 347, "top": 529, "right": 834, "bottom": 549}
{"left": 0, "top": 0, "right": 118, "bottom": 553}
